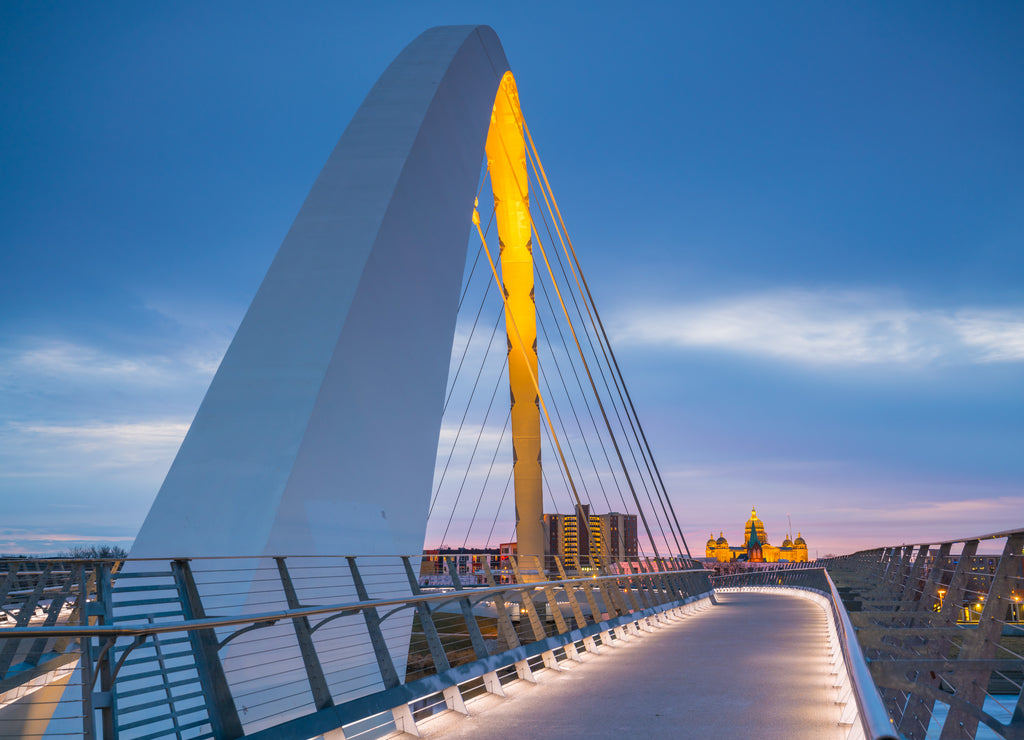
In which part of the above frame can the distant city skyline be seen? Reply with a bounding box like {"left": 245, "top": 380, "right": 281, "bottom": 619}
{"left": 2, "top": 2, "right": 1022, "bottom": 555}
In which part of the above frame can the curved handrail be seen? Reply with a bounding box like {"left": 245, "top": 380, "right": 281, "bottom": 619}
{"left": 822, "top": 569, "right": 897, "bottom": 740}
{"left": 0, "top": 567, "right": 712, "bottom": 640}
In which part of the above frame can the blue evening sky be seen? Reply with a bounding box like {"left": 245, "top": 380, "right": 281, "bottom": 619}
{"left": 2, "top": 2, "right": 1022, "bottom": 555}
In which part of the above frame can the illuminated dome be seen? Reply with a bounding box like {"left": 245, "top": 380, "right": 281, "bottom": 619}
{"left": 705, "top": 509, "right": 809, "bottom": 564}
{"left": 743, "top": 506, "right": 768, "bottom": 547}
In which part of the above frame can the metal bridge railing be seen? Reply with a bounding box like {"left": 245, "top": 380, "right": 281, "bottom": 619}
{"left": 713, "top": 567, "right": 898, "bottom": 740}
{"left": 0, "top": 553, "right": 712, "bottom": 739}
{"left": 822, "top": 529, "right": 1024, "bottom": 740}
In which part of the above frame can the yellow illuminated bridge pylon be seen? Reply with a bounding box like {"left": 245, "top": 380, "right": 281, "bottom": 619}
{"left": 483, "top": 72, "right": 544, "bottom": 562}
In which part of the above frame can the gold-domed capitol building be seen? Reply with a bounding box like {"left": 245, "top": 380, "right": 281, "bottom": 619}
{"left": 705, "top": 507, "right": 808, "bottom": 563}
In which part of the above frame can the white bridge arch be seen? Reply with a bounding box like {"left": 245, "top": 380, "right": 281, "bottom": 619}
{"left": 133, "top": 26, "right": 513, "bottom": 560}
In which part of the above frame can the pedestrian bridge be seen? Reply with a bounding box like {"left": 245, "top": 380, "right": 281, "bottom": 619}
{"left": 5, "top": 530, "right": 1024, "bottom": 739}
{"left": 2, "top": 553, "right": 892, "bottom": 740}
{"left": 3, "top": 22, "right": 1020, "bottom": 740}
{"left": 418, "top": 590, "right": 851, "bottom": 740}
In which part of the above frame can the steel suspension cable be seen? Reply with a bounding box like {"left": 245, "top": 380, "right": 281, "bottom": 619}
{"left": 534, "top": 325, "right": 633, "bottom": 560}
{"left": 485, "top": 114, "right": 662, "bottom": 561}
{"left": 536, "top": 389, "right": 629, "bottom": 559}
{"left": 536, "top": 309, "right": 616, "bottom": 515}
{"left": 529, "top": 181, "right": 677, "bottom": 556}
{"left": 532, "top": 257, "right": 634, "bottom": 536}
{"left": 526, "top": 120, "right": 692, "bottom": 557}
{"left": 521, "top": 143, "right": 670, "bottom": 545}
{"left": 428, "top": 304, "right": 505, "bottom": 518}
{"left": 439, "top": 355, "right": 510, "bottom": 547}
{"left": 444, "top": 205, "right": 497, "bottom": 413}
{"left": 462, "top": 408, "right": 511, "bottom": 549}
{"left": 528, "top": 296, "right": 603, "bottom": 512}
{"left": 524, "top": 121, "right": 692, "bottom": 558}
{"left": 472, "top": 203, "right": 604, "bottom": 563}
{"left": 456, "top": 205, "right": 495, "bottom": 313}
{"left": 535, "top": 284, "right": 632, "bottom": 561}
{"left": 527, "top": 217, "right": 663, "bottom": 559}
{"left": 534, "top": 265, "right": 632, "bottom": 518}
{"left": 537, "top": 409, "right": 591, "bottom": 518}
{"left": 536, "top": 354, "right": 596, "bottom": 512}
{"left": 484, "top": 467, "right": 514, "bottom": 550}
{"left": 443, "top": 278, "right": 493, "bottom": 416}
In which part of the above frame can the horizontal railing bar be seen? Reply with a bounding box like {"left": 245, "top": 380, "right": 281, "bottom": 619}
{"left": 110, "top": 610, "right": 185, "bottom": 622}
{"left": 0, "top": 568, "right": 710, "bottom": 640}
{"left": 111, "top": 597, "right": 184, "bottom": 608}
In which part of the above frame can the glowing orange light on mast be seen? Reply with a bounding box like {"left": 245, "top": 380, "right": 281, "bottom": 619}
{"left": 485, "top": 72, "right": 543, "bottom": 562}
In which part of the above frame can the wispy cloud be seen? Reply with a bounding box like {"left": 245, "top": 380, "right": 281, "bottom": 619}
{"left": 6, "top": 417, "right": 189, "bottom": 468}
{"left": 833, "top": 496, "right": 1023, "bottom": 523}
{"left": 953, "top": 312, "right": 1024, "bottom": 362}
{"left": 3, "top": 339, "right": 223, "bottom": 387}
{"left": 0, "top": 332, "right": 213, "bottom": 489}
{"left": 11, "top": 421, "right": 189, "bottom": 444}
{"left": 3, "top": 421, "right": 190, "bottom": 474}
{"left": 613, "top": 290, "right": 1024, "bottom": 366}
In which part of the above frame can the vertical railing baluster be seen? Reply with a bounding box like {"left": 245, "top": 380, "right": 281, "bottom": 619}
{"left": 594, "top": 557, "right": 627, "bottom": 618}
{"left": 275, "top": 557, "right": 334, "bottom": 711}
{"left": 147, "top": 616, "right": 185, "bottom": 740}
{"left": 648, "top": 560, "right": 671, "bottom": 606}
{"left": 94, "top": 563, "right": 115, "bottom": 740}
{"left": 401, "top": 556, "right": 452, "bottom": 672}
{"left": 79, "top": 563, "right": 97, "bottom": 740}
{"left": 0, "top": 562, "right": 53, "bottom": 677}
{"left": 508, "top": 557, "right": 547, "bottom": 642}
{"left": 345, "top": 557, "right": 402, "bottom": 690}
{"left": 171, "top": 559, "right": 244, "bottom": 739}
{"left": 890, "top": 546, "right": 913, "bottom": 597}
{"left": 632, "top": 561, "right": 655, "bottom": 610}
{"left": 897, "top": 541, "right": 952, "bottom": 739}
{"left": 941, "top": 535, "right": 1024, "bottom": 739}
{"left": 551, "top": 557, "right": 587, "bottom": 629}
{"left": 481, "top": 559, "right": 521, "bottom": 651}
{"left": 610, "top": 562, "right": 640, "bottom": 613}
{"left": 0, "top": 561, "right": 22, "bottom": 612}
{"left": 577, "top": 557, "right": 605, "bottom": 625}
{"left": 444, "top": 557, "right": 491, "bottom": 660}
{"left": 529, "top": 556, "right": 569, "bottom": 635}
{"left": 25, "top": 562, "right": 80, "bottom": 667}
{"left": 630, "top": 564, "right": 655, "bottom": 610}
{"left": 896, "top": 545, "right": 930, "bottom": 613}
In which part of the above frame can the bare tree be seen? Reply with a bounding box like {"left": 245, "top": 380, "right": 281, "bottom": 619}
{"left": 59, "top": 545, "right": 129, "bottom": 560}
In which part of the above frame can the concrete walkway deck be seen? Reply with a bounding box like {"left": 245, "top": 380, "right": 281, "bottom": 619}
{"left": 416, "top": 592, "right": 845, "bottom": 740}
